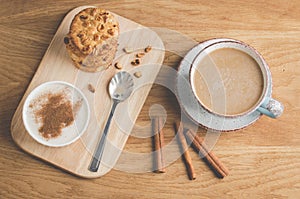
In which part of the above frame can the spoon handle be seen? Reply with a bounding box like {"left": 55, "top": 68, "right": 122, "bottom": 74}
{"left": 89, "top": 101, "right": 118, "bottom": 172}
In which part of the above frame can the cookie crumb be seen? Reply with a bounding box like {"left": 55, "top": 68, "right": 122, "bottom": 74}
{"left": 131, "top": 59, "right": 140, "bottom": 66}
{"left": 134, "top": 71, "right": 142, "bottom": 78}
{"left": 123, "top": 47, "right": 134, "bottom": 54}
{"left": 145, "top": 45, "right": 152, "bottom": 53}
{"left": 114, "top": 62, "right": 122, "bottom": 69}
{"left": 136, "top": 52, "right": 145, "bottom": 58}
{"left": 88, "top": 84, "right": 95, "bottom": 93}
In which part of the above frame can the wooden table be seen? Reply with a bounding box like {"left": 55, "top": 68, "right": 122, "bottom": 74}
{"left": 1, "top": 0, "right": 299, "bottom": 198}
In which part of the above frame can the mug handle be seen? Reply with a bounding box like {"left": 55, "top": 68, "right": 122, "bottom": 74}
{"left": 257, "top": 97, "right": 284, "bottom": 118}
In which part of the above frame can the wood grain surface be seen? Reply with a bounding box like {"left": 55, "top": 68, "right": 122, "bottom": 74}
{"left": 1, "top": 0, "right": 300, "bottom": 198}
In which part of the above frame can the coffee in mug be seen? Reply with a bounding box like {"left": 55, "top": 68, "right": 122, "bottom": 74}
{"left": 190, "top": 40, "right": 283, "bottom": 118}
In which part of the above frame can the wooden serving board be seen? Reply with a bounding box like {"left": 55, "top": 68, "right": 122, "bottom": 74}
{"left": 10, "top": 6, "right": 165, "bottom": 178}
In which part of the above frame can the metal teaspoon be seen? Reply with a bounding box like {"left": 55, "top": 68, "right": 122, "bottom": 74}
{"left": 89, "top": 71, "right": 134, "bottom": 172}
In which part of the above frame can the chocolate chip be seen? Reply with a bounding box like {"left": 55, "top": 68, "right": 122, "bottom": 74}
{"left": 63, "top": 37, "right": 69, "bottom": 44}
{"left": 97, "top": 24, "right": 105, "bottom": 32}
{"left": 103, "top": 16, "right": 107, "bottom": 23}
{"left": 107, "top": 29, "right": 114, "bottom": 36}
{"left": 80, "top": 15, "right": 88, "bottom": 20}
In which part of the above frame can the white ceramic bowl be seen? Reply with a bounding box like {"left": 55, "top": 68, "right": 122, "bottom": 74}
{"left": 22, "top": 81, "right": 90, "bottom": 147}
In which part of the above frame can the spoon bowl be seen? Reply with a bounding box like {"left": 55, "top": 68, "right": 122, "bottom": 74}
{"left": 109, "top": 71, "right": 134, "bottom": 102}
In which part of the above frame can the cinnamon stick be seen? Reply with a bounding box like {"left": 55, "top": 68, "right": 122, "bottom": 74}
{"left": 175, "top": 122, "right": 196, "bottom": 180}
{"left": 152, "top": 117, "right": 165, "bottom": 173}
{"left": 185, "top": 130, "right": 229, "bottom": 178}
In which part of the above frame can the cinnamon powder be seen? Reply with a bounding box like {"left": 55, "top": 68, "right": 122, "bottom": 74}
{"left": 32, "top": 92, "right": 79, "bottom": 139}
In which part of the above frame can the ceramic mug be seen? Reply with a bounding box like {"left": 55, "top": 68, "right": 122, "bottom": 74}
{"left": 189, "top": 39, "right": 283, "bottom": 119}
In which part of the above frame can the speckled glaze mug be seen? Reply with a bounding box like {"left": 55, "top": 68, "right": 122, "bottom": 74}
{"left": 190, "top": 39, "right": 284, "bottom": 119}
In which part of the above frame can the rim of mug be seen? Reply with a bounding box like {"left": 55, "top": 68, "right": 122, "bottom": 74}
{"left": 189, "top": 39, "right": 270, "bottom": 118}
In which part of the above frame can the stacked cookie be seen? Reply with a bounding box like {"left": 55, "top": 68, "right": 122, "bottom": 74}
{"left": 64, "top": 8, "right": 119, "bottom": 72}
